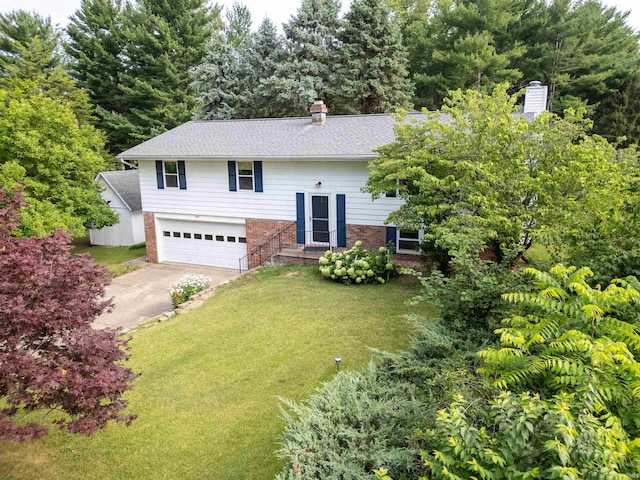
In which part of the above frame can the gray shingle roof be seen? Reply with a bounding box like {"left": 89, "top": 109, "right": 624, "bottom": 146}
{"left": 99, "top": 170, "right": 142, "bottom": 211}
{"left": 117, "top": 113, "right": 432, "bottom": 159}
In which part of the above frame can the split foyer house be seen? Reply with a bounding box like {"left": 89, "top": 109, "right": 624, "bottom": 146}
{"left": 117, "top": 82, "right": 548, "bottom": 271}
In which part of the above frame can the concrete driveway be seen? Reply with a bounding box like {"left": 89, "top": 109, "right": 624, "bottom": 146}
{"left": 92, "top": 262, "right": 240, "bottom": 331}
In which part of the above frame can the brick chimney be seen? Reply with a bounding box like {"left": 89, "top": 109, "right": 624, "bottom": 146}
{"left": 310, "top": 99, "right": 327, "bottom": 125}
{"left": 523, "top": 80, "right": 548, "bottom": 117}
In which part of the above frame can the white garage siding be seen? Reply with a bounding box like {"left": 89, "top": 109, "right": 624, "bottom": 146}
{"left": 156, "top": 218, "right": 246, "bottom": 269}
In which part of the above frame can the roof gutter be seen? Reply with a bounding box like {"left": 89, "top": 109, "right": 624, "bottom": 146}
{"left": 116, "top": 154, "right": 379, "bottom": 162}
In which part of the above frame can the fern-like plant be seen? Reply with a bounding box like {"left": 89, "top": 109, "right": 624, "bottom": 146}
{"left": 478, "top": 264, "right": 640, "bottom": 435}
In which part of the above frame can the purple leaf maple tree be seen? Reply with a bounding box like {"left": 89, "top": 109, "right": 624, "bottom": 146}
{"left": 0, "top": 188, "right": 136, "bottom": 442}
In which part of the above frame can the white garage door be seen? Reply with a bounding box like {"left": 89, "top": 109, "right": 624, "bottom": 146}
{"left": 158, "top": 219, "right": 247, "bottom": 269}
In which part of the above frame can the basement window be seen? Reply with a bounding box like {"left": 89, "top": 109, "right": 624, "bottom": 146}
{"left": 397, "top": 230, "right": 423, "bottom": 253}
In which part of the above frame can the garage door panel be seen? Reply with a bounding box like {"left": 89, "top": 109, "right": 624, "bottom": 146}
{"left": 158, "top": 219, "right": 246, "bottom": 269}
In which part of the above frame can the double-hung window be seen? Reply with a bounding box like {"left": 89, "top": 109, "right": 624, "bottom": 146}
{"left": 237, "top": 162, "right": 254, "bottom": 190}
{"left": 164, "top": 161, "right": 179, "bottom": 188}
{"left": 228, "top": 161, "right": 263, "bottom": 192}
{"left": 155, "top": 160, "right": 186, "bottom": 189}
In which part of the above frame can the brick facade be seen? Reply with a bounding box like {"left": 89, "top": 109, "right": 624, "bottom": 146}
{"left": 345, "top": 224, "right": 422, "bottom": 269}
{"left": 345, "top": 224, "right": 387, "bottom": 251}
{"left": 245, "top": 218, "right": 297, "bottom": 269}
{"left": 143, "top": 212, "right": 158, "bottom": 263}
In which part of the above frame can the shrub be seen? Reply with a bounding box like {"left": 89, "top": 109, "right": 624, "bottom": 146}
{"left": 275, "top": 366, "right": 426, "bottom": 480}
{"left": 318, "top": 241, "right": 399, "bottom": 285}
{"left": 168, "top": 274, "right": 211, "bottom": 308}
{"left": 410, "top": 247, "right": 528, "bottom": 330}
{"left": 423, "top": 391, "right": 639, "bottom": 479}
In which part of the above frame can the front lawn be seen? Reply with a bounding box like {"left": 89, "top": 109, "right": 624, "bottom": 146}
{"left": 0, "top": 266, "right": 437, "bottom": 480}
{"left": 73, "top": 243, "right": 146, "bottom": 276}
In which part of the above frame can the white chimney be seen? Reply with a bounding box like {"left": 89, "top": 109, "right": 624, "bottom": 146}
{"left": 523, "top": 80, "right": 548, "bottom": 117}
{"left": 310, "top": 99, "right": 327, "bottom": 125}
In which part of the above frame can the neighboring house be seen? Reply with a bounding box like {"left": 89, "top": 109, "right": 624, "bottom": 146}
{"left": 89, "top": 170, "right": 145, "bottom": 247}
{"left": 117, "top": 82, "right": 548, "bottom": 270}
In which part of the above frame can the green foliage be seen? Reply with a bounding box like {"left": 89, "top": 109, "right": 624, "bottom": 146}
{"left": 276, "top": 317, "right": 487, "bottom": 480}
{"left": 365, "top": 85, "right": 619, "bottom": 263}
{"left": 424, "top": 391, "right": 640, "bottom": 479}
{"left": 318, "top": 241, "right": 399, "bottom": 285}
{"left": 398, "top": 0, "right": 524, "bottom": 109}
{"left": 332, "top": 0, "right": 413, "bottom": 114}
{"left": 168, "top": 274, "right": 211, "bottom": 308}
{"left": 542, "top": 148, "right": 640, "bottom": 285}
{"left": 0, "top": 9, "right": 60, "bottom": 76}
{"left": 67, "top": 0, "right": 219, "bottom": 153}
{"left": 411, "top": 247, "right": 527, "bottom": 330}
{"left": 0, "top": 76, "right": 117, "bottom": 237}
{"left": 191, "top": 3, "right": 254, "bottom": 120}
{"left": 479, "top": 264, "right": 640, "bottom": 436}
{"left": 262, "top": 0, "right": 341, "bottom": 116}
{"left": 275, "top": 367, "right": 424, "bottom": 480}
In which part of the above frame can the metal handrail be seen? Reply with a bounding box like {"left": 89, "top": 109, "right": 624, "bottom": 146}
{"left": 238, "top": 221, "right": 297, "bottom": 272}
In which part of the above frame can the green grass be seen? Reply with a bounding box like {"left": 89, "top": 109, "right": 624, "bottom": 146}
{"left": 73, "top": 243, "right": 146, "bottom": 276}
{"left": 0, "top": 267, "right": 437, "bottom": 480}
{"left": 524, "top": 243, "right": 552, "bottom": 264}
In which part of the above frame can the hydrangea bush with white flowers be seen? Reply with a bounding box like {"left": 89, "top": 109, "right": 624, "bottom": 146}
{"left": 318, "top": 241, "right": 399, "bottom": 285}
{"left": 169, "top": 274, "right": 212, "bottom": 308}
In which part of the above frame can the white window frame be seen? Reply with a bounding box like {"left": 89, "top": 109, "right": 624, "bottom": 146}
{"left": 237, "top": 161, "right": 255, "bottom": 191}
{"left": 164, "top": 161, "right": 179, "bottom": 188}
{"left": 397, "top": 229, "right": 423, "bottom": 254}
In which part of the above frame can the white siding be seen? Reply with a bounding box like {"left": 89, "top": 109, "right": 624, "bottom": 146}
{"left": 139, "top": 159, "right": 402, "bottom": 226}
{"left": 89, "top": 178, "right": 144, "bottom": 246}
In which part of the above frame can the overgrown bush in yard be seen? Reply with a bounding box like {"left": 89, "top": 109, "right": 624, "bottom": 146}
{"left": 410, "top": 246, "right": 528, "bottom": 331}
{"left": 318, "top": 241, "right": 399, "bottom": 285}
{"left": 169, "top": 274, "right": 211, "bottom": 307}
{"left": 275, "top": 317, "right": 492, "bottom": 480}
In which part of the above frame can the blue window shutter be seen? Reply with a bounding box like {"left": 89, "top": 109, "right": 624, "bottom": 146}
{"left": 296, "top": 193, "right": 305, "bottom": 244}
{"left": 228, "top": 161, "right": 237, "bottom": 191}
{"left": 385, "top": 190, "right": 396, "bottom": 198}
{"left": 178, "top": 161, "right": 187, "bottom": 190}
{"left": 155, "top": 161, "right": 164, "bottom": 189}
{"left": 386, "top": 227, "right": 397, "bottom": 248}
{"left": 336, "top": 194, "right": 346, "bottom": 247}
{"left": 254, "top": 161, "right": 263, "bottom": 192}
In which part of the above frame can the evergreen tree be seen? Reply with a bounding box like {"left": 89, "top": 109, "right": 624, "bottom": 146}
{"left": 332, "top": 0, "right": 413, "bottom": 114}
{"left": 593, "top": 71, "right": 640, "bottom": 146}
{"left": 192, "top": 3, "right": 253, "bottom": 120}
{"left": 65, "top": 0, "right": 127, "bottom": 153}
{"left": 510, "top": 0, "right": 640, "bottom": 114}
{"left": 247, "top": 18, "right": 288, "bottom": 117}
{"left": 263, "top": 0, "right": 341, "bottom": 116}
{"left": 0, "top": 10, "right": 60, "bottom": 76}
{"left": 400, "top": 0, "right": 525, "bottom": 109}
{"left": 68, "top": 0, "right": 218, "bottom": 153}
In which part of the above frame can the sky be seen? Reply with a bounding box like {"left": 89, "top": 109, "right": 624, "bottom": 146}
{"left": 1, "top": 0, "right": 640, "bottom": 33}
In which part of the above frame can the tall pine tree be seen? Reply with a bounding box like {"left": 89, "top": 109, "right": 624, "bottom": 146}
{"left": 191, "top": 3, "right": 253, "bottom": 120}
{"left": 0, "top": 10, "right": 60, "bottom": 77}
{"left": 401, "top": 0, "right": 525, "bottom": 109}
{"left": 332, "top": 0, "right": 413, "bottom": 114}
{"left": 67, "top": 0, "right": 219, "bottom": 153}
{"left": 247, "top": 18, "right": 288, "bottom": 117}
{"left": 262, "top": 0, "right": 341, "bottom": 116}
{"left": 66, "top": 0, "right": 127, "bottom": 153}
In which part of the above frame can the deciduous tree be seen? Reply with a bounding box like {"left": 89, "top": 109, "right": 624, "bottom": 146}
{"left": 0, "top": 188, "right": 136, "bottom": 442}
{"left": 365, "top": 85, "right": 618, "bottom": 264}
{"left": 0, "top": 75, "right": 117, "bottom": 236}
